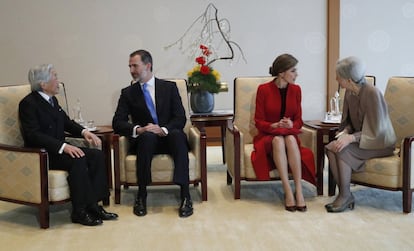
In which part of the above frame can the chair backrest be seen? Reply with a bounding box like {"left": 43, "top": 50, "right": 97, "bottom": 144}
{"left": 0, "top": 83, "right": 68, "bottom": 147}
{"left": 166, "top": 78, "right": 191, "bottom": 135}
{"left": 384, "top": 77, "right": 414, "bottom": 148}
{"left": 233, "top": 76, "right": 274, "bottom": 144}
{"left": 0, "top": 84, "right": 32, "bottom": 147}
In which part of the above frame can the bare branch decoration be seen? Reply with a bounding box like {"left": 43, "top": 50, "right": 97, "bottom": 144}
{"left": 164, "top": 3, "right": 246, "bottom": 66}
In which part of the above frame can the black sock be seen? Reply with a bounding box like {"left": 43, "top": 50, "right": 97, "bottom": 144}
{"left": 180, "top": 185, "right": 190, "bottom": 200}
{"left": 138, "top": 186, "right": 147, "bottom": 198}
{"left": 86, "top": 203, "right": 100, "bottom": 213}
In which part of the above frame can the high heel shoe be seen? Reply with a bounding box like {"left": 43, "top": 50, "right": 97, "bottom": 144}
{"left": 326, "top": 194, "right": 355, "bottom": 213}
{"left": 294, "top": 192, "right": 307, "bottom": 212}
{"left": 285, "top": 205, "right": 296, "bottom": 212}
{"left": 284, "top": 195, "right": 296, "bottom": 212}
{"left": 296, "top": 205, "right": 307, "bottom": 212}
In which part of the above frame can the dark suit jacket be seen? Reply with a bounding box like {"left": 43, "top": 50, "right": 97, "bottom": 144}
{"left": 112, "top": 78, "right": 186, "bottom": 136}
{"left": 19, "top": 91, "right": 85, "bottom": 154}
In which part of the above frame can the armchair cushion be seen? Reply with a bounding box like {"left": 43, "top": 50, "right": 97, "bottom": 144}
{"left": 124, "top": 147, "right": 198, "bottom": 183}
{"left": 353, "top": 152, "right": 401, "bottom": 187}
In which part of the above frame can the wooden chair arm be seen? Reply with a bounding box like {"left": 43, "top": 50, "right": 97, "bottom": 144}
{"left": 402, "top": 135, "right": 414, "bottom": 189}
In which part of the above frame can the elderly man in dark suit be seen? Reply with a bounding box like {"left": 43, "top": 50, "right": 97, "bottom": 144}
{"left": 19, "top": 64, "right": 118, "bottom": 226}
{"left": 112, "top": 49, "right": 193, "bottom": 218}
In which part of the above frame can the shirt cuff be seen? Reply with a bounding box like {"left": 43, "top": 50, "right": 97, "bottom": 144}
{"left": 161, "top": 127, "right": 168, "bottom": 135}
{"left": 58, "top": 143, "right": 66, "bottom": 154}
{"left": 132, "top": 125, "right": 140, "bottom": 138}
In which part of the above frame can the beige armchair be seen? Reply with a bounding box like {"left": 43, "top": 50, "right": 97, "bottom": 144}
{"left": 0, "top": 83, "right": 104, "bottom": 229}
{"left": 225, "top": 76, "right": 318, "bottom": 199}
{"left": 329, "top": 77, "right": 414, "bottom": 213}
{"left": 113, "top": 79, "right": 207, "bottom": 204}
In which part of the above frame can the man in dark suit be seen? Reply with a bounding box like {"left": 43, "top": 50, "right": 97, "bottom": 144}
{"left": 112, "top": 49, "right": 193, "bottom": 218}
{"left": 19, "top": 64, "right": 118, "bottom": 226}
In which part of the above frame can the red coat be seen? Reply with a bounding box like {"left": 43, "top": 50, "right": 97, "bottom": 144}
{"left": 251, "top": 81, "right": 316, "bottom": 185}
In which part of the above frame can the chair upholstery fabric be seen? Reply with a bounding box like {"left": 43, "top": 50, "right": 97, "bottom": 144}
{"left": 330, "top": 77, "right": 414, "bottom": 213}
{"left": 0, "top": 83, "right": 89, "bottom": 228}
{"left": 225, "top": 76, "right": 318, "bottom": 199}
{"left": 113, "top": 79, "right": 207, "bottom": 204}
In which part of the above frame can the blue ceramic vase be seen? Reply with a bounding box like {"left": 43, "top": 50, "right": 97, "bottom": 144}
{"left": 190, "top": 91, "right": 214, "bottom": 113}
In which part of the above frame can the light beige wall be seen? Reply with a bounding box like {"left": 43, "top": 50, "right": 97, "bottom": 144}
{"left": 340, "top": 0, "right": 414, "bottom": 92}
{"left": 0, "top": 0, "right": 326, "bottom": 125}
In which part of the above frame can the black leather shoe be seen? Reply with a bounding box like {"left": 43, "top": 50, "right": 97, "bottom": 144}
{"left": 92, "top": 206, "right": 118, "bottom": 220}
{"left": 133, "top": 196, "right": 147, "bottom": 217}
{"left": 179, "top": 197, "right": 193, "bottom": 218}
{"left": 71, "top": 209, "right": 102, "bottom": 226}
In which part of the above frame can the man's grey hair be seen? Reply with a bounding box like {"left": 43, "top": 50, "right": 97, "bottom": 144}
{"left": 336, "top": 56, "right": 367, "bottom": 85}
{"left": 28, "top": 64, "right": 54, "bottom": 91}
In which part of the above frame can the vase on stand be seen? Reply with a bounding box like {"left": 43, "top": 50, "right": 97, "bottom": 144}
{"left": 190, "top": 90, "right": 214, "bottom": 113}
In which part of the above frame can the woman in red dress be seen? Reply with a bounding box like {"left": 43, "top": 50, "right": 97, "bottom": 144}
{"left": 251, "top": 54, "right": 315, "bottom": 212}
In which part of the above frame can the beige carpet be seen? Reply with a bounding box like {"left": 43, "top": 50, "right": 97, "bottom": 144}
{"left": 1, "top": 147, "right": 413, "bottom": 251}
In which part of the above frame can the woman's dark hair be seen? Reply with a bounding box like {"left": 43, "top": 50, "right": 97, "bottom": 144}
{"left": 269, "top": 54, "right": 298, "bottom": 76}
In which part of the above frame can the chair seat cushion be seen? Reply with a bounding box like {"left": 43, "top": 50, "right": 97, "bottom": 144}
{"left": 48, "top": 170, "right": 70, "bottom": 201}
{"left": 352, "top": 153, "right": 401, "bottom": 188}
{"left": 124, "top": 152, "right": 198, "bottom": 183}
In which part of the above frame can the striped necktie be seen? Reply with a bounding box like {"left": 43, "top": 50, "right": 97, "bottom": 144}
{"left": 142, "top": 83, "right": 158, "bottom": 124}
{"left": 48, "top": 97, "right": 54, "bottom": 107}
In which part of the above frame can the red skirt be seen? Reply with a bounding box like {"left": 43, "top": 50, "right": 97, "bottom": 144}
{"left": 251, "top": 135, "right": 316, "bottom": 185}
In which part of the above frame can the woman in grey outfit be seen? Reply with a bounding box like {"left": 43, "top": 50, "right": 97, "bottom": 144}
{"left": 325, "top": 56, "right": 396, "bottom": 213}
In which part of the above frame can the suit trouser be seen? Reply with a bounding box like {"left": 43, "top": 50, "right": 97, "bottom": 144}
{"left": 133, "top": 129, "right": 189, "bottom": 186}
{"left": 49, "top": 148, "right": 109, "bottom": 211}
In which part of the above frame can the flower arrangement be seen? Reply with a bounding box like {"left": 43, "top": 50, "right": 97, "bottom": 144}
{"left": 187, "top": 45, "right": 221, "bottom": 93}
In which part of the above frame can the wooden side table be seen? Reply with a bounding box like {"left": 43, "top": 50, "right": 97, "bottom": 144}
{"left": 94, "top": 126, "right": 114, "bottom": 189}
{"left": 190, "top": 110, "right": 233, "bottom": 163}
{"left": 303, "top": 120, "right": 339, "bottom": 195}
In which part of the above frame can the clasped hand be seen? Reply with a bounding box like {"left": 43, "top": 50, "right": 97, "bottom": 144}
{"left": 271, "top": 117, "right": 292, "bottom": 128}
{"left": 63, "top": 131, "right": 101, "bottom": 158}
{"left": 139, "top": 123, "right": 167, "bottom": 136}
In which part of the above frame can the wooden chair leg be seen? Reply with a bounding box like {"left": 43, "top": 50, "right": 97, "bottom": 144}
{"left": 115, "top": 186, "right": 121, "bottom": 204}
{"left": 402, "top": 189, "right": 413, "bottom": 213}
{"left": 201, "top": 181, "right": 207, "bottom": 201}
{"left": 39, "top": 205, "right": 49, "bottom": 229}
{"left": 234, "top": 176, "right": 241, "bottom": 199}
